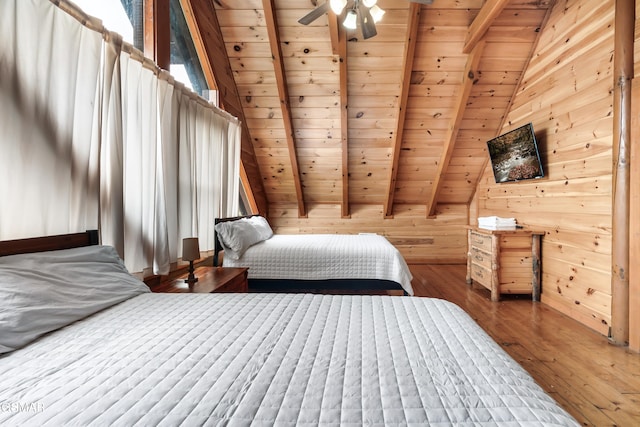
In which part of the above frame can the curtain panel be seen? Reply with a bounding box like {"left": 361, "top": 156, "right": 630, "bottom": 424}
{"left": 0, "top": 0, "right": 242, "bottom": 274}
{"left": 0, "top": 0, "right": 103, "bottom": 239}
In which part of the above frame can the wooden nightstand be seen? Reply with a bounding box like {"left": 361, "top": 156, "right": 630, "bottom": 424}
{"left": 466, "top": 227, "right": 544, "bottom": 302}
{"left": 152, "top": 266, "right": 248, "bottom": 293}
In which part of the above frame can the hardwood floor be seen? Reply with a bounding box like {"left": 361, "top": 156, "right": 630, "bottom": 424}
{"left": 409, "top": 264, "right": 640, "bottom": 426}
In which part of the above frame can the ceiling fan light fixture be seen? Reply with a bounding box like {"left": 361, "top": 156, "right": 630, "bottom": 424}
{"left": 343, "top": 9, "right": 358, "bottom": 29}
{"left": 299, "top": 0, "right": 421, "bottom": 38}
{"left": 330, "top": 0, "right": 348, "bottom": 15}
{"left": 370, "top": 5, "right": 385, "bottom": 23}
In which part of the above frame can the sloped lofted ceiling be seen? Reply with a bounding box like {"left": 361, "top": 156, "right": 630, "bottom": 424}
{"left": 182, "top": 0, "right": 553, "bottom": 218}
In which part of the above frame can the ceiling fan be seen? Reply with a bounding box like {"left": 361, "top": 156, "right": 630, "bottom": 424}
{"left": 298, "top": 0, "right": 434, "bottom": 40}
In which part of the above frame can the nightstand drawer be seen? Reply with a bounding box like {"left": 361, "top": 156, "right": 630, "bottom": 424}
{"left": 469, "top": 246, "right": 491, "bottom": 269}
{"left": 469, "top": 231, "right": 492, "bottom": 252}
{"left": 470, "top": 263, "right": 491, "bottom": 288}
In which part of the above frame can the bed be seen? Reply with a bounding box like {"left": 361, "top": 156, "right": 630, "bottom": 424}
{"left": 214, "top": 216, "right": 414, "bottom": 296}
{"left": 0, "top": 231, "right": 578, "bottom": 426}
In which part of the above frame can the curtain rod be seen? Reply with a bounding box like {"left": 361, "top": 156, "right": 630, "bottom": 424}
{"left": 49, "top": 0, "right": 240, "bottom": 126}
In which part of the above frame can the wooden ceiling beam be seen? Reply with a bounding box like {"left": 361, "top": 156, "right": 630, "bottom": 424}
{"left": 463, "top": 0, "right": 510, "bottom": 54}
{"left": 262, "top": 0, "right": 306, "bottom": 217}
{"left": 384, "top": 3, "right": 421, "bottom": 219}
{"left": 185, "top": 0, "right": 268, "bottom": 215}
{"left": 329, "top": 10, "right": 341, "bottom": 56}
{"left": 427, "top": 40, "right": 486, "bottom": 217}
{"left": 328, "top": 12, "right": 350, "bottom": 218}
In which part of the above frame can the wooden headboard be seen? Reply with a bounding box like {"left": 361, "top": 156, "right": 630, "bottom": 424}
{"left": 213, "top": 215, "right": 260, "bottom": 266}
{"left": 0, "top": 230, "right": 99, "bottom": 257}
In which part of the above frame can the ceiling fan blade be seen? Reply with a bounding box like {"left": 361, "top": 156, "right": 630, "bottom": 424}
{"left": 298, "top": 2, "right": 330, "bottom": 25}
{"left": 409, "top": 0, "right": 434, "bottom": 4}
{"left": 358, "top": 3, "right": 377, "bottom": 39}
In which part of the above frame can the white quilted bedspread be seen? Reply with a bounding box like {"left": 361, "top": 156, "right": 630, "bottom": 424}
{"left": 223, "top": 234, "right": 415, "bottom": 295}
{"left": 0, "top": 293, "right": 577, "bottom": 426}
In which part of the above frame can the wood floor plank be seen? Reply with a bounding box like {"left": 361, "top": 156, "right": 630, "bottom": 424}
{"left": 409, "top": 264, "right": 640, "bottom": 426}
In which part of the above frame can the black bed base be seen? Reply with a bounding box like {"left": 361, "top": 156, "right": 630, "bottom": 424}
{"left": 248, "top": 278, "right": 408, "bottom": 295}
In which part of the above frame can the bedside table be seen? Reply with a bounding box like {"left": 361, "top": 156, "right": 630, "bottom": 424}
{"left": 153, "top": 266, "right": 248, "bottom": 293}
{"left": 466, "top": 227, "right": 543, "bottom": 302}
{"left": 193, "top": 267, "right": 248, "bottom": 293}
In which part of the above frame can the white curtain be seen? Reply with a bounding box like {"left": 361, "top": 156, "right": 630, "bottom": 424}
{"left": 0, "top": 0, "right": 242, "bottom": 274}
{"left": 0, "top": 0, "right": 103, "bottom": 238}
{"left": 99, "top": 34, "right": 125, "bottom": 259}
{"left": 176, "top": 95, "right": 241, "bottom": 251}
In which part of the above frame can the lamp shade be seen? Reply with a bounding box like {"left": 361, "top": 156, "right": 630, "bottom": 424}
{"left": 370, "top": 5, "right": 385, "bottom": 23}
{"left": 182, "top": 237, "right": 200, "bottom": 261}
{"left": 343, "top": 9, "right": 357, "bottom": 29}
{"left": 330, "top": 0, "right": 347, "bottom": 14}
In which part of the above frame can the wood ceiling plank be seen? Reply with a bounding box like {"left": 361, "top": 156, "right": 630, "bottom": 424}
{"left": 282, "top": 57, "right": 340, "bottom": 71}
{"left": 219, "top": 25, "right": 269, "bottom": 41}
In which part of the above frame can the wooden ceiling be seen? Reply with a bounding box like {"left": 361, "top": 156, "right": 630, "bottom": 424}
{"left": 182, "top": 0, "right": 553, "bottom": 217}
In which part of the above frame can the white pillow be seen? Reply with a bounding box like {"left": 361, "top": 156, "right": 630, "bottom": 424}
{"left": 0, "top": 245, "right": 150, "bottom": 354}
{"left": 215, "top": 216, "right": 273, "bottom": 260}
{"left": 247, "top": 215, "right": 273, "bottom": 241}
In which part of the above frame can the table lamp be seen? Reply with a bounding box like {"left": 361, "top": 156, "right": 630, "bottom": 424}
{"left": 182, "top": 237, "right": 200, "bottom": 289}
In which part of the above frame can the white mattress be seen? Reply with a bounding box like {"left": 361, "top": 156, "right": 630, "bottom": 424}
{"left": 223, "top": 234, "right": 415, "bottom": 295}
{"left": 0, "top": 293, "right": 577, "bottom": 426}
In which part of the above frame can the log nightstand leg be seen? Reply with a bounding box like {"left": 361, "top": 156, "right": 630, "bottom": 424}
{"left": 532, "top": 234, "right": 541, "bottom": 302}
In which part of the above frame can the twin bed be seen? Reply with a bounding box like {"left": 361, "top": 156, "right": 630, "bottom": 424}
{"left": 214, "top": 216, "right": 414, "bottom": 295}
{"left": 0, "top": 230, "right": 579, "bottom": 425}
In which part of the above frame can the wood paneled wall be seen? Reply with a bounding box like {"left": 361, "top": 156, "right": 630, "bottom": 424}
{"left": 630, "top": 0, "right": 640, "bottom": 352}
{"left": 475, "top": 0, "right": 615, "bottom": 335}
{"left": 268, "top": 203, "right": 469, "bottom": 264}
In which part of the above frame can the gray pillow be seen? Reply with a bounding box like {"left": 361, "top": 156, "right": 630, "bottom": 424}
{"left": 0, "top": 245, "right": 150, "bottom": 354}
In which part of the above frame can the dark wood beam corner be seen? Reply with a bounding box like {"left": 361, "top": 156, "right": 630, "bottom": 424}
{"left": 144, "top": 0, "right": 171, "bottom": 70}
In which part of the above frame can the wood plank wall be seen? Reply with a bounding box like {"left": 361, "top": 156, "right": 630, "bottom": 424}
{"left": 475, "top": 0, "right": 615, "bottom": 335}
{"left": 268, "top": 203, "right": 469, "bottom": 264}
{"left": 630, "top": 0, "right": 640, "bottom": 352}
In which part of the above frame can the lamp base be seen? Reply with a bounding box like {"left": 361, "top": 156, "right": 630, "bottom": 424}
{"left": 184, "top": 261, "right": 198, "bottom": 291}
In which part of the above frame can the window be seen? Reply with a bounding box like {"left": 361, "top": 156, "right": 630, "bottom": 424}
{"left": 73, "top": 0, "right": 133, "bottom": 43}
{"left": 73, "top": 0, "right": 252, "bottom": 216}
{"left": 168, "top": 0, "right": 207, "bottom": 94}
{"left": 75, "top": 0, "right": 205, "bottom": 92}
